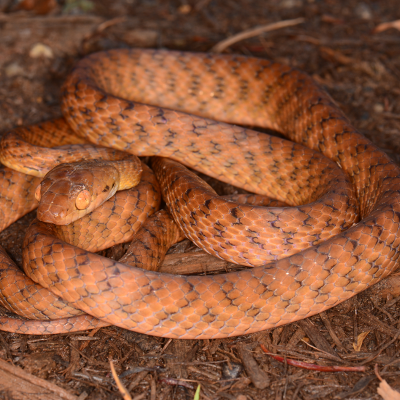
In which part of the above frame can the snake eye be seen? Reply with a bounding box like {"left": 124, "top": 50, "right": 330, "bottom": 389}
{"left": 75, "top": 189, "right": 91, "bottom": 210}
{"left": 34, "top": 184, "right": 41, "bottom": 202}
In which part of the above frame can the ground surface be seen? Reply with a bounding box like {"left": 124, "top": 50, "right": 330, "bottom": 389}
{"left": 0, "top": 0, "right": 400, "bottom": 399}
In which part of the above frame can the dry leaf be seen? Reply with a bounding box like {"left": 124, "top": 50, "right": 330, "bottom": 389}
{"left": 374, "top": 20, "right": 400, "bottom": 33}
{"left": 377, "top": 380, "right": 400, "bottom": 400}
{"left": 353, "top": 331, "right": 370, "bottom": 352}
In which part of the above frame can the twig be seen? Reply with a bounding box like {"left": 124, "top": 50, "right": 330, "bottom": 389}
{"left": 150, "top": 375, "right": 157, "bottom": 400}
{"left": 300, "top": 340, "right": 343, "bottom": 362}
{"left": 110, "top": 360, "right": 132, "bottom": 400}
{"left": 211, "top": 18, "right": 305, "bottom": 53}
{"left": 161, "top": 338, "right": 173, "bottom": 353}
{"left": 375, "top": 364, "right": 383, "bottom": 381}
{"left": 298, "top": 319, "right": 341, "bottom": 360}
{"left": 0, "top": 14, "right": 103, "bottom": 24}
{"left": 319, "top": 312, "right": 349, "bottom": 353}
{"left": 159, "top": 377, "right": 195, "bottom": 390}
{"left": 260, "top": 345, "right": 365, "bottom": 372}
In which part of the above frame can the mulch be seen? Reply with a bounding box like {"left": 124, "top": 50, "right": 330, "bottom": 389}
{"left": 0, "top": 0, "right": 399, "bottom": 399}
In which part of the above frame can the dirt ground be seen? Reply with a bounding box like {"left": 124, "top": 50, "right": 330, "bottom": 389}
{"left": 0, "top": 0, "right": 400, "bottom": 399}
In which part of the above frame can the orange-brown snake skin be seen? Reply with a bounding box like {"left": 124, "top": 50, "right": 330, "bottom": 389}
{"left": 1, "top": 49, "right": 400, "bottom": 338}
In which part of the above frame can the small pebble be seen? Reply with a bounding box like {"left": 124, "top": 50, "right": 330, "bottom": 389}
{"left": 279, "top": 0, "right": 303, "bottom": 8}
{"left": 5, "top": 63, "right": 25, "bottom": 77}
{"left": 222, "top": 361, "right": 243, "bottom": 380}
{"left": 178, "top": 4, "right": 191, "bottom": 14}
{"left": 29, "top": 43, "right": 54, "bottom": 59}
{"left": 374, "top": 103, "right": 384, "bottom": 113}
{"left": 355, "top": 3, "right": 372, "bottom": 20}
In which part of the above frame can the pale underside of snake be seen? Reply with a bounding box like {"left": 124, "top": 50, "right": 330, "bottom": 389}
{"left": 0, "top": 49, "right": 399, "bottom": 339}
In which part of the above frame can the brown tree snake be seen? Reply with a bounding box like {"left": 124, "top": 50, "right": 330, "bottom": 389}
{"left": 0, "top": 49, "right": 398, "bottom": 338}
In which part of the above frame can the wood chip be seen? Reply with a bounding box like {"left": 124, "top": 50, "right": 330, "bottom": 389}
{"left": 237, "top": 343, "right": 269, "bottom": 389}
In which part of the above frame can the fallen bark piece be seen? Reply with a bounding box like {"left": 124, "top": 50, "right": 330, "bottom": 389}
{"left": 0, "top": 358, "right": 77, "bottom": 400}
{"left": 160, "top": 251, "right": 231, "bottom": 274}
{"left": 237, "top": 343, "right": 269, "bottom": 389}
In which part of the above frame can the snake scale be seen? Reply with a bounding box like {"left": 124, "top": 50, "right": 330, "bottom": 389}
{"left": 0, "top": 49, "right": 398, "bottom": 338}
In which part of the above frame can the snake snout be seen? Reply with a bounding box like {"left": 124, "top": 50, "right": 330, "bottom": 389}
{"left": 36, "top": 173, "right": 93, "bottom": 225}
{"left": 36, "top": 162, "right": 121, "bottom": 225}
{"left": 37, "top": 206, "right": 68, "bottom": 225}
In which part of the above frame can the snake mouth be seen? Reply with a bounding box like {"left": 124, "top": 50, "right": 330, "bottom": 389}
{"left": 37, "top": 206, "right": 68, "bottom": 225}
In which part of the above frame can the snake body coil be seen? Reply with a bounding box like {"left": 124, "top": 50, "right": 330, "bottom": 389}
{"left": 0, "top": 49, "right": 399, "bottom": 338}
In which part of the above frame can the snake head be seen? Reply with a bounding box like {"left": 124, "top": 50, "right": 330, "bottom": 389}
{"left": 36, "top": 161, "right": 120, "bottom": 225}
